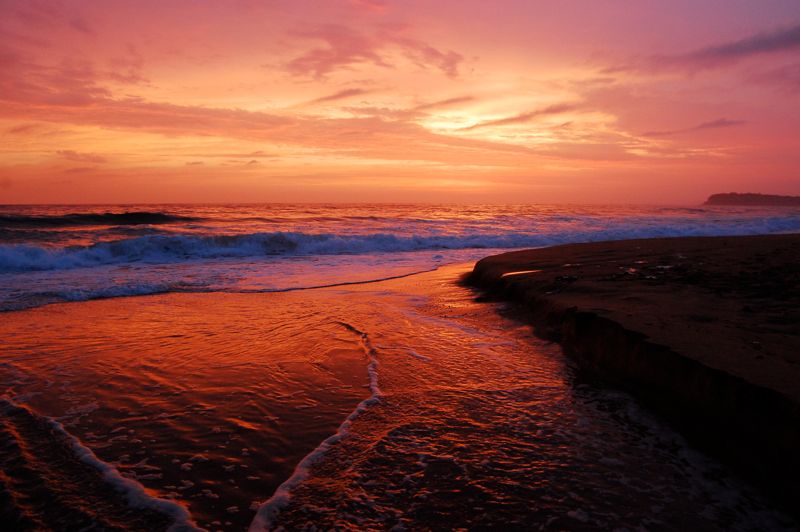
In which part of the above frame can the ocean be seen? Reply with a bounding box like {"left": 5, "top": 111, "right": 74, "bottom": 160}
{"left": 1, "top": 204, "right": 799, "bottom": 530}
{"left": 2, "top": 203, "right": 800, "bottom": 311}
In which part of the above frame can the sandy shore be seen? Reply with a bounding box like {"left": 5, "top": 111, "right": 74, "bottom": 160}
{"left": 1, "top": 263, "right": 796, "bottom": 529}
{"left": 468, "top": 233, "right": 800, "bottom": 511}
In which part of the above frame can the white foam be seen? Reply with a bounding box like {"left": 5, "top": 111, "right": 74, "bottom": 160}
{"left": 4, "top": 210, "right": 800, "bottom": 273}
{"left": 0, "top": 397, "right": 202, "bottom": 531}
{"left": 248, "top": 323, "right": 382, "bottom": 531}
{"left": 4, "top": 209, "right": 800, "bottom": 313}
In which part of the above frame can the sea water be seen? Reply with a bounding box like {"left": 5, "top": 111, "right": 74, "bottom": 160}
{"left": 1, "top": 204, "right": 798, "bottom": 530}
{"left": 2, "top": 203, "right": 800, "bottom": 311}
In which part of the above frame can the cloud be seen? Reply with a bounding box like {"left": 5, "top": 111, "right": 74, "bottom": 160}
{"left": 69, "top": 17, "right": 93, "bottom": 35}
{"left": 5, "top": 1, "right": 95, "bottom": 43}
{"left": 411, "top": 96, "right": 475, "bottom": 112}
{"left": 675, "top": 25, "right": 800, "bottom": 68}
{"left": 8, "top": 1, "right": 69, "bottom": 31}
{"left": 342, "top": 95, "right": 475, "bottom": 120}
{"left": 611, "top": 24, "right": 800, "bottom": 73}
{"left": 7, "top": 123, "right": 41, "bottom": 134}
{"left": 304, "top": 87, "right": 372, "bottom": 105}
{"left": 0, "top": 89, "right": 539, "bottom": 166}
{"left": 191, "top": 150, "right": 277, "bottom": 158}
{"left": 285, "top": 24, "right": 463, "bottom": 79}
{"left": 0, "top": 43, "right": 148, "bottom": 107}
{"left": 642, "top": 118, "right": 746, "bottom": 137}
{"left": 55, "top": 149, "right": 107, "bottom": 163}
{"left": 62, "top": 166, "right": 97, "bottom": 174}
{"left": 389, "top": 35, "right": 463, "bottom": 79}
{"left": 349, "top": 0, "right": 389, "bottom": 11}
{"left": 748, "top": 63, "right": 800, "bottom": 94}
{"left": 106, "top": 44, "right": 147, "bottom": 85}
{"left": 286, "top": 25, "right": 390, "bottom": 79}
{"left": 460, "top": 103, "right": 577, "bottom": 131}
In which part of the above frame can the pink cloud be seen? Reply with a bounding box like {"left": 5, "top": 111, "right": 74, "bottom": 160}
{"left": 460, "top": 103, "right": 578, "bottom": 131}
{"left": 348, "top": 0, "right": 389, "bottom": 12}
{"left": 387, "top": 35, "right": 463, "bottom": 79}
{"left": 303, "top": 87, "right": 373, "bottom": 105}
{"left": 55, "top": 149, "right": 107, "bottom": 163}
{"left": 68, "top": 16, "right": 93, "bottom": 35}
{"left": 607, "top": 24, "right": 800, "bottom": 74}
{"left": 642, "top": 118, "right": 747, "bottom": 137}
{"left": 748, "top": 63, "right": 800, "bottom": 94}
{"left": 342, "top": 95, "right": 475, "bottom": 120}
{"left": 0, "top": 40, "right": 126, "bottom": 106}
{"left": 411, "top": 96, "right": 475, "bottom": 112}
{"left": 0, "top": 85, "right": 539, "bottom": 165}
{"left": 7, "top": 123, "right": 42, "bottom": 134}
{"left": 285, "top": 23, "right": 464, "bottom": 79}
{"left": 286, "top": 24, "right": 389, "bottom": 79}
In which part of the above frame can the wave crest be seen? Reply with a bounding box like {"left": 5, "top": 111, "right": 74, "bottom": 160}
{"left": 3, "top": 211, "right": 800, "bottom": 273}
{"left": 0, "top": 211, "right": 198, "bottom": 228}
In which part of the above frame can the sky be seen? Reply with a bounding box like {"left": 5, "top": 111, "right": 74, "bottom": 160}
{"left": 1, "top": 0, "right": 799, "bottom": 204}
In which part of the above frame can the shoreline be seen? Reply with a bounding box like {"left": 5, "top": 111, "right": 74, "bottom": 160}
{"left": 1, "top": 261, "right": 796, "bottom": 528}
{"left": 467, "top": 233, "right": 800, "bottom": 513}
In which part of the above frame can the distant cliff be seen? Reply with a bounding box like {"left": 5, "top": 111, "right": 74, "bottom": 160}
{"left": 705, "top": 193, "right": 800, "bottom": 206}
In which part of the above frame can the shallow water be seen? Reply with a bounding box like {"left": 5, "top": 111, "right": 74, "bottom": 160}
{"left": 0, "top": 265, "right": 794, "bottom": 530}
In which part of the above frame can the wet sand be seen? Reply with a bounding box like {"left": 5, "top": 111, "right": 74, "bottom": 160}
{"left": 468, "top": 233, "right": 800, "bottom": 511}
{"left": 0, "top": 290, "right": 374, "bottom": 530}
{"left": 0, "top": 263, "right": 796, "bottom": 530}
{"left": 0, "top": 399, "right": 188, "bottom": 531}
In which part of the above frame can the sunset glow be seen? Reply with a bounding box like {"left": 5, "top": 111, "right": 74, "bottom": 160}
{"left": 3, "top": 4, "right": 800, "bottom": 529}
{"left": 1, "top": 0, "right": 799, "bottom": 203}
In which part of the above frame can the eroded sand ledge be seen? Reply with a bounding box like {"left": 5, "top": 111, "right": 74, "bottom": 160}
{"left": 468, "top": 234, "right": 800, "bottom": 511}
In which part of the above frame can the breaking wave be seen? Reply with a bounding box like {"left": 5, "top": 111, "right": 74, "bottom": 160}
{"left": 0, "top": 211, "right": 198, "bottom": 228}
{"left": 3, "top": 214, "right": 800, "bottom": 272}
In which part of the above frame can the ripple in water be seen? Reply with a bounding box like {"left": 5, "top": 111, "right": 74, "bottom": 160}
{"left": 0, "top": 265, "right": 794, "bottom": 530}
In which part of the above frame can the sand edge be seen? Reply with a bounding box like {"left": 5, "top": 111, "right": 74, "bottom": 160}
{"left": 467, "top": 234, "right": 800, "bottom": 513}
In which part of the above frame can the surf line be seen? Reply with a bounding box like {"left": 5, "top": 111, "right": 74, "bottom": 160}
{"left": 246, "top": 265, "right": 441, "bottom": 294}
{"left": 0, "top": 396, "right": 201, "bottom": 532}
{"left": 0, "top": 267, "right": 443, "bottom": 314}
{"left": 248, "top": 321, "right": 383, "bottom": 531}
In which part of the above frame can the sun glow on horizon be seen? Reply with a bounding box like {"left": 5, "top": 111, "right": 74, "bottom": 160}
{"left": 1, "top": 0, "right": 799, "bottom": 204}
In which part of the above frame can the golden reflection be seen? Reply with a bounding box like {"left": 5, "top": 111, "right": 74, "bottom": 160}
{"left": 501, "top": 269, "right": 543, "bottom": 277}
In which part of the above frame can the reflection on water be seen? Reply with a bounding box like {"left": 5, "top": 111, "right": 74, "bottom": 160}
{"left": 0, "top": 265, "right": 794, "bottom": 530}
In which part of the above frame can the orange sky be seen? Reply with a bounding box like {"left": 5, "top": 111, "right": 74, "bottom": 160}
{"left": 1, "top": 0, "right": 799, "bottom": 204}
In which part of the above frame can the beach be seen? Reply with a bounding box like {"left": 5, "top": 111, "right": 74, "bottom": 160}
{"left": 0, "top": 264, "right": 795, "bottom": 530}
{"left": 2, "top": 205, "right": 800, "bottom": 529}
{"left": 469, "top": 233, "right": 800, "bottom": 512}
{"left": 5, "top": 1, "right": 800, "bottom": 528}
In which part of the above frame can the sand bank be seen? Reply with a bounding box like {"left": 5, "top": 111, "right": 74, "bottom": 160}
{"left": 468, "top": 234, "right": 800, "bottom": 510}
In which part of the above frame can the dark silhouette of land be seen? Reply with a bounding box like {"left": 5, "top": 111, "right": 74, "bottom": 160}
{"left": 705, "top": 192, "right": 800, "bottom": 206}
{"left": 469, "top": 233, "right": 800, "bottom": 515}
